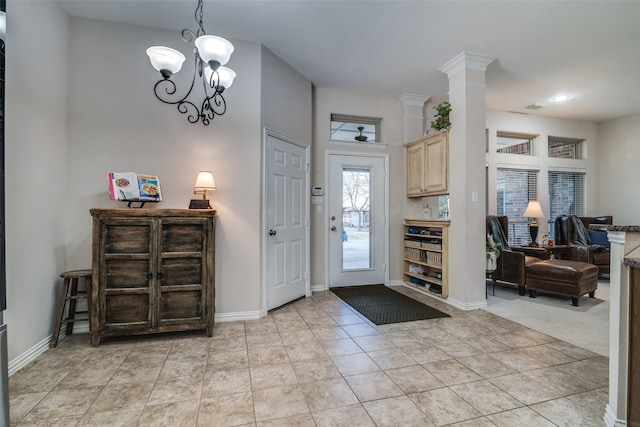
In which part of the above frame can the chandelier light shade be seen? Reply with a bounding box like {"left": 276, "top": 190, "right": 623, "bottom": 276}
{"left": 523, "top": 200, "right": 545, "bottom": 246}
{"left": 146, "top": 0, "right": 236, "bottom": 125}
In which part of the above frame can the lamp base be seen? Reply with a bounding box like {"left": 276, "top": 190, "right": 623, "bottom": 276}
{"left": 189, "top": 199, "right": 212, "bottom": 209}
{"left": 529, "top": 224, "right": 539, "bottom": 247}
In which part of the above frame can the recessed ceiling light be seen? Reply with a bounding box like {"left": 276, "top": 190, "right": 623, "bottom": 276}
{"left": 551, "top": 94, "right": 570, "bottom": 102}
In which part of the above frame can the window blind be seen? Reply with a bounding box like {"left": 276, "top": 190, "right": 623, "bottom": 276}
{"left": 496, "top": 168, "right": 538, "bottom": 246}
{"left": 548, "top": 170, "right": 586, "bottom": 237}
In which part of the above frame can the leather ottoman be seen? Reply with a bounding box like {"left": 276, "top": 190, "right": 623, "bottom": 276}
{"left": 526, "top": 260, "right": 598, "bottom": 306}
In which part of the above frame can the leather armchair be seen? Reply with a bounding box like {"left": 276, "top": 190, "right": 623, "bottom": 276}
{"left": 487, "top": 216, "right": 548, "bottom": 295}
{"left": 554, "top": 215, "right": 612, "bottom": 275}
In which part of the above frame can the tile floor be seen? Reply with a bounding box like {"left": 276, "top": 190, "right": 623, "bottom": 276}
{"left": 9, "top": 287, "right": 609, "bottom": 426}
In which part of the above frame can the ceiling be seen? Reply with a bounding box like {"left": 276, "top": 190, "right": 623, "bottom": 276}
{"left": 57, "top": 0, "right": 640, "bottom": 123}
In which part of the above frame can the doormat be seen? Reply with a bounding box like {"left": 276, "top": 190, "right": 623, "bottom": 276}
{"left": 330, "top": 285, "right": 450, "bottom": 325}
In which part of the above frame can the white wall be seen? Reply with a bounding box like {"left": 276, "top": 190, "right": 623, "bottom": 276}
{"left": 5, "top": 0, "right": 69, "bottom": 360}
{"left": 311, "top": 88, "right": 404, "bottom": 288}
{"left": 597, "top": 113, "right": 640, "bottom": 224}
{"left": 486, "top": 110, "right": 599, "bottom": 236}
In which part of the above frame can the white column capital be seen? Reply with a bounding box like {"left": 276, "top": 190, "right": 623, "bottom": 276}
{"left": 439, "top": 51, "right": 496, "bottom": 77}
{"left": 399, "top": 93, "right": 430, "bottom": 107}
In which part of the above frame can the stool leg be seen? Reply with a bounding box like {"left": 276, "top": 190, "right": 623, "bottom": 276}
{"left": 66, "top": 278, "right": 79, "bottom": 336}
{"left": 51, "top": 278, "right": 71, "bottom": 348}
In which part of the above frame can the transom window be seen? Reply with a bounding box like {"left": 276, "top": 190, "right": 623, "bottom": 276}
{"left": 548, "top": 136, "right": 584, "bottom": 159}
{"left": 331, "top": 114, "right": 381, "bottom": 143}
{"left": 496, "top": 131, "right": 537, "bottom": 155}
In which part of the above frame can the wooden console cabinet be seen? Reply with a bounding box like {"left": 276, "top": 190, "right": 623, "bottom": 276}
{"left": 404, "top": 129, "right": 449, "bottom": 197}
{"left": 89, "top": 209, "right": 216, "bottom": 346}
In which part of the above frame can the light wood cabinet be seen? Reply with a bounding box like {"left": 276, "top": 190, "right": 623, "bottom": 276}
{"left": 402, "top": 219, "right": 449, "bottom": 298}
{"left": 90, "top": 209, "right": 216, "bottom": 346}
{"left": 405, "top": 128, "right": 449, "bottom": 197}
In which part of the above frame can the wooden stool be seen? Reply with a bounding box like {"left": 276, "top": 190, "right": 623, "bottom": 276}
{"left": 51, "top": 269, "right": 92, "bottom": 348}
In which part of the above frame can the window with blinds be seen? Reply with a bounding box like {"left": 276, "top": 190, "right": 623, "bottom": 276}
{"left": 496, "top": 168, "right": 538, "bottom": 246}
{"left": 548, "top": 170, "right": 586, "bottom": 238}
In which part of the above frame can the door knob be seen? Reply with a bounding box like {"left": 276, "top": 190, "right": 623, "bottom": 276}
{"left": 330, "top": 226, "right": 336, "bottom": 231}
{"left": 331, "top": 215, "right": 336, "bottom": 221}
{"left": 269, "top": 229, "right": 277, "bottom": 236}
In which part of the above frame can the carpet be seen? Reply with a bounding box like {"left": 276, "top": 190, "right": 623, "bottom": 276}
{"left": 330, "top": 284, "right": 450, "bottom": 325}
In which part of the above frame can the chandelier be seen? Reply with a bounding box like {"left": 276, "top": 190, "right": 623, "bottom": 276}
{"left": 146, "top": 0, "right": 236, "bottom": 126}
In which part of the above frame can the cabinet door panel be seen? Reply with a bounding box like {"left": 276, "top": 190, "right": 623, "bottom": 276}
{"left": 161, "top": 258, "right": 203, "bottom": 285}
{"left": 425, "top": 134, "right": 448, "bottom": 194}
{"left": 160, "top": 291, "right": 203, "bottom": 320}
{"left": 406, "top": 142, "right": 425, "bottom": 196}
{"left": 105, "top": 259, "right": 151, "bottom": 288}
{"left": 162, "top": 222, "right": 205, "bottom": 252}
{"left": 104, "top": 224, "right": 152, "bottom": 254}
{"left": 106, "top": 294, "right": 150, "bottom": 324}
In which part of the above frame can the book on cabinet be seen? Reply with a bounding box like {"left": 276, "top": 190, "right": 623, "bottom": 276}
{"left": 403, "top": 219, "right": 449, "bottom": 298}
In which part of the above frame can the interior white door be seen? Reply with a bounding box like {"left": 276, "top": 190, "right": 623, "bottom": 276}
{"left": 328, "top": 154, "right": 386, "bottom": 287}
{"left": 265, "top": 132, "right": 309, "bottom": 310}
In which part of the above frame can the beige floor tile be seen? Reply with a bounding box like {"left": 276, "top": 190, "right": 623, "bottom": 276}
{"left": 245, "top": 333, "right": 284, "bottom": 350}
{"left": 385, "top": 365, "right": 444, "bottom": 393}
{"left": 253, "top": 384, "right": 310, "bottom": 421}
{"left": 545, "top": 340, "right": 599, "bottom": 360}
{"left": 486, "top": 349, "right": 549, "bottom": 372}
{"left": 464, "top": 336, "right": 511, "bottom": 353}
{"left": 447, "top": 417, "right": 498, "bottom": 426}
{"left": 87, "top": 381, "right": 154, "bottom": 413}
{"left": 148, "top": 376, "right": 203, "bottom": 405}
{"left": 167, "top": 337, "right": 211, "bottom": 360}
{"left": 108, "top": 360, "right": 164, "bottom": 385}
{"left": 424, "top": 359, "right": 482, "bottom": 386}
{"left": 450, "top": 380, "right": 523, "bottom": 415}
{"left": 279, "top": 329, "right": 318, "bottom": 345}
{"left": 487, "top": 406, "right": 556, "bottom": 427}
{"left": 489, "top": 373, "right": 561, "bottom": 405}
{"left": 367, "top": 348, "right": 416, "bottom": 370}
{"left": 292, "top": 357, "right": 341, "bottom": 383}
{"left": 341, "top": 323, "right": 379, "bottom": 338}
{"left": 201, "top": 368, "right": 252, "bottom": 397}
{"left": 9, "top": 366, "right": 70, "bottom": 394}
{"left": 16, "top": 414, "right": 83, "bottom": 426}
{"left": 23, "top": 386, "right": 102, "bottom": 421}
{"left": 363, "top": 395, "right": 435, "bottom": 427}
{"left": 9, "top": 392, "right": 47, "bottom": 424}
{"left": 565, "top": 387, "right": 609, "bottom": 414}
{"left": 523, "top": 366, "right": 592, "bottom": 396}
{"left": 244, "top": 318, "right": 279, "bottom": 335}
{"left": 344, "top": 371, "right": 403, "bottom": 401}
{"left": 402, "top": 344, "right": 452, "bottom": 364}
{"left": 207, "top": 350, "right": 249, "bottom": 371}
{"left": 554, "top": 357, "right": 609, "bottom": 388}
{"left": 197, "top": 392, "right": 255, "bottom": 426}
{"left": 320, "top": 338, "right": 363, "bottom": 357}
{"left": 250, "top": 363, "right": 298, "bottom": 390}
{"left": 209, "top": 336, "right": 247, "bottom": 354}
{"left": 383, "top": 331, "right": 423, "bottom": 348}
{"left": 212, "top": 321, "right": 246, "bottom": 339}
{"left": 352, "top": 334, "right": 396, "bottom": 352}
{"left": 55, "top": 365, "right": 118, "bottom": 390}
{"left": 157, "top": 357, "right": 206, "bottom": 383}
{"left": 313, "top": 403, "right": 376, "bottom": 427}
{"left": 331, "top": 352, "right": 380, "bottom": 376}
{"left": 330, "top": 313, "right": 366, "bottom": 326}
{"left": 300, "top": 377, "right": 359, "bottom": 412}
{"left": 311, "top": 326, "right": 350, "bottom": 341}
{"left": 430, "top": 338, "right": 484, "bottom": 358}
{"left": 78, "top": 407, "right": 143, "bottom": 426}
{"left": 517, "top": 343, "right": 577, "bottom": 365}
{"left": 530, "top": 397, "right": 604, "bottom": 427}
{"left": 457, "top": 354, "right": 518, "bottom": 379}
{"left": 285, "top": 341, "right": 328, "bottom": 362}
{"left": 256, "top": 412, "right": 316, "bottom": 426}
{"left": 248, "top": 345, "right": 290, "bottom": 367}
{"left": 137, "top": 399, "right": 199, "bottom": 426}
{"left": 410, "top": 387, "right": 482, "bottom": 426}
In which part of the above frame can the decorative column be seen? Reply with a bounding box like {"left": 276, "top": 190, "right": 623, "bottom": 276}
{"left": 399, "top": 93, "right": 430, "bottom": 143}
{"left": 439, "top": 52, "right": 495, "bottom": 309}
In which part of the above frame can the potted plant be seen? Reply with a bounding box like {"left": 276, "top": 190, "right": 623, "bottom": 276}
{"left": 430, "top": 101, "right": 452, "bottom": 131}
{"left": 486, "top": 234, "right": 501, "bottom": 271}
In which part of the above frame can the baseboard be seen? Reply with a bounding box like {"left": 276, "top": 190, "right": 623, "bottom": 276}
{"left": 604, "top": 404, "right": 627, "bottom": 427}
{"left": 9, "top": 334, "right": 51, "bottom": 376}
{"left": 214, "top": 310, "right": 265, "bottom": 322}
{"left": 395, "top": 282, "right": 487, "bottom": 310}
{"left": 311, "top": 283, "right": 328, "bottom": 293}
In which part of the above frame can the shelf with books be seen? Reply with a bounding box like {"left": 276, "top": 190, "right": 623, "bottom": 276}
{"left": 402, "top": 219, "right": 449, "bottom": 298}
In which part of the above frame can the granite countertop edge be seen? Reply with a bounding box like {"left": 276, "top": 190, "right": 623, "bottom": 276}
{"left": 599, "top": 225, "right": 640, "bottom": 232}
{"left": 624, "top": 258, "right": 640, "bottom": 269}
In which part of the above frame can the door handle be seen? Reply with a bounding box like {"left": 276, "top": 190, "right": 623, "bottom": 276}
{"left": 330, "top": 226, "right": 336, "bottom": 231}
{"left": 269, "top": 229, "right": 277, "bottom": 236}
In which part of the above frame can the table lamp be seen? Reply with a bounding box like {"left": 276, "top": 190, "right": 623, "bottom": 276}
{"left": 189, "top": 171, "right": 216, "bottom": 209}
{"left": 523, "top": 200, "right": 544, "bottom": 246}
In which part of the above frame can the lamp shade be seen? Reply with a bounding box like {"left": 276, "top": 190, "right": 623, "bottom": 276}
{"left": 194, "top": 35, "right": 234, "bottom": 69}
{"left": 146, "top": 46, "right": 186, "bottom": 75}
{"left": 523, "top": 200, "right": 544, "bottom": 218}
{"left": 216, "top": 66, "right": 236, "bottom": 91}
{"left": 194, "top": 171, "right": 216, "bottom": 190}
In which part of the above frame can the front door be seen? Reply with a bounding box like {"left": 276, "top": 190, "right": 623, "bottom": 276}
{"left": 265, "top": 131, "right": 309, "bottom": 310}
{"left": 328, "top": 154, "right": 387, "bottom": 287}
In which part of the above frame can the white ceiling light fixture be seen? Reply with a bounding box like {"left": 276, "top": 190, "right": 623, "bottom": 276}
{"left": 146, "top": 0, "right": 236, "bottom": 126}
{"left": 551, "top": 94, "right": 571, "bottom": 102}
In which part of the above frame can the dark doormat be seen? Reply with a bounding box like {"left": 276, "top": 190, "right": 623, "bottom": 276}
{"left": 330, "top": 285, "right": 450, "bottom": 325}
